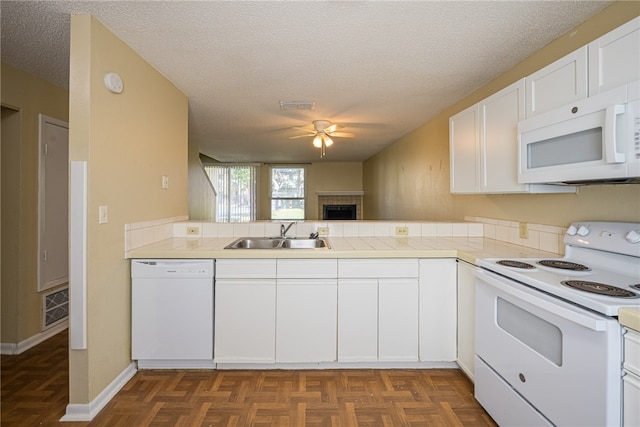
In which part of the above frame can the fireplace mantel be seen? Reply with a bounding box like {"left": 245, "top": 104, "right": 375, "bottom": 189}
{"left": 315, "top": 191, "right": 364, "bottom": 196}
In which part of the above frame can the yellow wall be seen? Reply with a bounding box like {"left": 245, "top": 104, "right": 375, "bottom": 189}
{"left": 68, "top": 15, "right": 188, "bottom": 403}
{"left": 257, "top": 162, "right": 363, "bottom": 220}
{"left": 1, "top": 63, "right": 69, "bottom": 343}
{"left": 363, "top": 1, "right": 640, "bottom": 227}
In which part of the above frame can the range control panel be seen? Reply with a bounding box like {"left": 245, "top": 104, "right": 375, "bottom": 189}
{"left": 565, "top": 221, "right": 640, "bottom": 257}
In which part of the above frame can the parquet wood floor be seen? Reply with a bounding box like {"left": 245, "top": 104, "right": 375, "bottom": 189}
{"left": 1, "top": 330, "right": 497, "bottom": 426}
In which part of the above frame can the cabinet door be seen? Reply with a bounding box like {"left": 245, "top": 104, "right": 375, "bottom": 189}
{"left": 378, "top": 278, "right": 418, "bottom": 362}
{"left": 214, "top": 279, "right": 276, "bottom": 363}
{"left": 525, "top": 47, "right": 588, "bottom": 118}
{"left": 338, "top": 279, "right": 378, "bottom": 362}
{"left": 276, "top": 279, "right": 337, "bottom": 363}
{"left": 589, "top": 17, "right": 640, "bottom": 95}
{"left": 623, "top": 371, "right": 640, "bottom": 427}
{"left": 449, "top": 104, "right": 480, "bottom": 193}
{"left": 456, "top": 261, "right": 477, "bottom": 379}
{"left": 479, "top": 79, "right": 527, "bottom": 193}
{"left": 418, "top": 259, "right": 456, "bottom": 362}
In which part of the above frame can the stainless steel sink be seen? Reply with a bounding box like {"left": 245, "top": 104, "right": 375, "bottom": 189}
{"left": 281, "top": 238, "right": 328, "bottom": 249}
{"left": 224, "top": 238, "right": 283, "bottom": 249}
{"left": 224, "top": 237, "right": 330, "bottom": 250}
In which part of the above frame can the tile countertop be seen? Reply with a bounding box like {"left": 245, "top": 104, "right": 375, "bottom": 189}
{"left": 620, "top": 308, "right": 640, "bottom": 332}
{"left": 125, "top": 236, "right": 561, "bottom": 265}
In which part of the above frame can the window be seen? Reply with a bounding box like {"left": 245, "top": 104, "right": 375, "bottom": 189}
{"left": 271, "top": 166, "right": 305, "bottom": 220}
{"left": 204, "top": 164, "right": 258, "bottom": 222}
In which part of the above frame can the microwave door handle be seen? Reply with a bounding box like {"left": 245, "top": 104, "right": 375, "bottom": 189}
{"left": 604, "top": 104, "right": 626, "bottom": 163}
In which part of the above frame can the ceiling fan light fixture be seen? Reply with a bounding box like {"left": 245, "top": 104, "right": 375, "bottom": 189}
{"left": 323, "top": 135, "right": 334, "bottom": 147}
{"left": 313, "top": 135, "right": 323, "bottom": 148}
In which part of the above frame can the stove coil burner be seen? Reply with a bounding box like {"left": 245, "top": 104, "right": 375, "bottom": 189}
{"left": 562, "top": 280, "right": 638, "bottom": 298}
{"left": 496, "top": 260, "right": 536, "bottom": 269}
{"left": 538, "top": 260, "right": 591, "bottom": 271}
{"left": 631, "top": 284, "right": 640, "bottom": 291}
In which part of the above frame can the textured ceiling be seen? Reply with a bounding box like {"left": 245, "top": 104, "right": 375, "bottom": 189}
{"left": 1, "top": 0, "right": 611, "bottom": 163}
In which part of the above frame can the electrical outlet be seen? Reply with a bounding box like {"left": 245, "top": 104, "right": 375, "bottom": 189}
{"left": 519, "top": 222, "right": 528, "bottom": 239}
{"left": 186, "top": 226, "right": 200, "bottom": 236}
{"left": 395, "top": 226, "right": 409, "bottom": 236}
{"left": 317, "top": 226, "right": 330, "bottom": 236}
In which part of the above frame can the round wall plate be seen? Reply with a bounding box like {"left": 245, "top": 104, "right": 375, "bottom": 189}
{"left": 104, "top": 72, "right": 123, "bottom": 93}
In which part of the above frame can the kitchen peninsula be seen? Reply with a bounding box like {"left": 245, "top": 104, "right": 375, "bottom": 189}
{"left": 126, "top": 218, "right": 563, "bottom": 377}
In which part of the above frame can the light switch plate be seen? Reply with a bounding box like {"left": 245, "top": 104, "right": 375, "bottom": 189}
{"left": 162, "top": 175, "right": 169, "bottom": 189}
{"left": 98, "top": 205, "right": 108, "bottom": 224}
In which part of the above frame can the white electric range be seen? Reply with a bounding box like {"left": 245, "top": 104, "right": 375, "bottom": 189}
{"left": 474, "top": 221, "right": 640, "bottom": 427}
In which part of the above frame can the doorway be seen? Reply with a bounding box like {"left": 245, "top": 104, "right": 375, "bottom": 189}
{"left": 37, "top": 114, "right": 69, "bottom": 293}
{"left": 1, "top": 105, "right": 21, "bottom": 344}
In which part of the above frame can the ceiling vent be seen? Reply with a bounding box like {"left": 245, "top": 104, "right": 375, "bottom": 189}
{"left": 279, "top": 100, "right": 316, "bottom": 111}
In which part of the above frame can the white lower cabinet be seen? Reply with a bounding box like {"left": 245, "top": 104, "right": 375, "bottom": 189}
{"left": 623, "top": 328, "right": 640, "bottom": 427}
{"left": 338, "top": 279, "right": 378, "bottom": 362}
{"left": 455, "top": 260, "right": 477, "bottom": 379}
{"left": 276, "top": 278, "right": 337, "bottom": 363}
{"left": 338, "top": 259, "right": 420, "bottom": 362}
{"left": 214, "top": 279, "right": 276, "bottom": 363}
{"left": 419, "top": 259, "right": 457, "bottom": 362}
{"left": 214, "top": 259, "right": 277, "bottom": 364}
{"left": 379, "top": 278, "right": 419, "bottom": 361}
{"left": 215, "top": 257, "right": 459, "bottom": 367}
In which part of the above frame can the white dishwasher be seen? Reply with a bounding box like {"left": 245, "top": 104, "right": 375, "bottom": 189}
{"left": 131, "top": 259, "right": 215, "bottom": 369}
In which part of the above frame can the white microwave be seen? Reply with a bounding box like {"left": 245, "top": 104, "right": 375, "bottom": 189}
{"left": 518, "top": 82, "right": 640, "bottom": 184}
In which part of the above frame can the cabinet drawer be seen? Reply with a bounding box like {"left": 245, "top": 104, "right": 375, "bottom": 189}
{"left": 216, "top": 259, "right": 276, "bottom": 279}
{"left": 277, "top": 259, "right": 337, "bottom": 278}
{"left": 624, "top": 329, "right": 640, "bottom": 376}
{"left": 338, "top": 259, "right": 418, "bottom": 278}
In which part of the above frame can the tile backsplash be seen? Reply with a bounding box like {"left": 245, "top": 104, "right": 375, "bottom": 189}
{"left": 125, "top": 216, "right": 566, "bottom": 256}
{"left": 465, "top": 216, "right": 566, "bottom": 254}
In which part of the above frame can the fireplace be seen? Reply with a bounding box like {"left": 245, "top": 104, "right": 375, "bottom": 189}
{"left": 323, "top": 204, "right": 357, "bottom": 220}
{"left": 316, "top": 191, "right": 363, "bottom": 220}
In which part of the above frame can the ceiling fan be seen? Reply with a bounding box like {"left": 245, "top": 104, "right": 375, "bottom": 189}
{"left": 290, "top": 120, "right": 355, "bottom": 158}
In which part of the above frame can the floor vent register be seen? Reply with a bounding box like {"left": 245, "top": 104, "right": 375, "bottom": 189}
{"left": 42, "top": 287, "right": 69, "bottom": 329}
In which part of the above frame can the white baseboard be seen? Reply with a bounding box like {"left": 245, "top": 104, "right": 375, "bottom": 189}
{"left": 137, "top": 359, "right": 216, "bottom": 369}
{"left": 0, "top": 321, "right": 68, "bottom": 355}
{"left": 60, "top": 361, "right": 137, "bottom": 422}
{"left": 216, "top": 361, "right": 458, "bottom": 370}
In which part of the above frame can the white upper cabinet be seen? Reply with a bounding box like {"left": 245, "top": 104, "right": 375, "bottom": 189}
{"left": 525, "top": 47, "right": 588, "bottom": 118}
{"left": 449, "top": 104, "right": 480, "bottom": 193}
{"left": 450, "top": 80, "right": 572, "bottom": 194}
{"left": 589, "top": 17, "right": 640, "bottom": 95}
{"left": 526, "top": 17, "right": 640, "bottom": 117}
{"left": 479, "top": 79, "right": 527, "bottom": 193}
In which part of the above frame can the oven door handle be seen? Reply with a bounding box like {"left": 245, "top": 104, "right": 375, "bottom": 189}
{"left": 475, "top": 269, "right": 607, "bottom": 332}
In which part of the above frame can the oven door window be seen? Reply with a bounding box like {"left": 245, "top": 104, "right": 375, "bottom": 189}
{"left": 497, "top": 297, "right": 563, "bottom": 366}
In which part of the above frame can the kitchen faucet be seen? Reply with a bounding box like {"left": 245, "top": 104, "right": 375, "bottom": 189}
{"left": 280, "top": 222, "right": 296, "bottom": 238}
